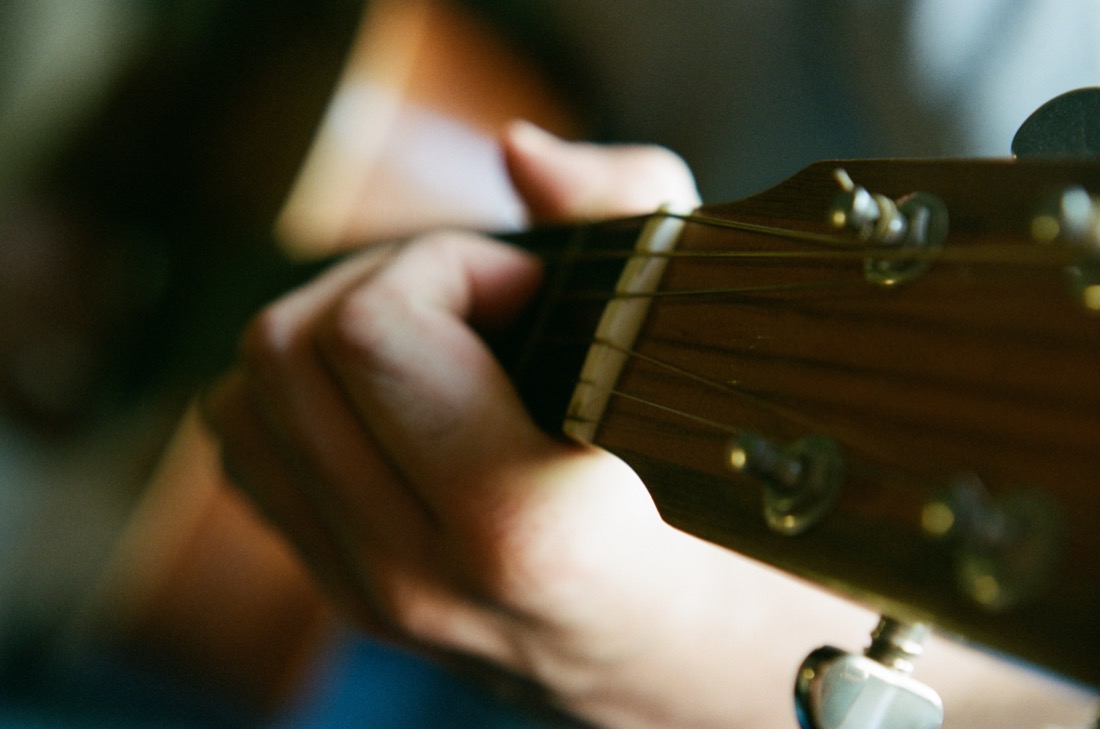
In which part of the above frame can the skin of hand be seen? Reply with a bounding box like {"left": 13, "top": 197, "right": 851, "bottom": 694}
{"left": 201, "top": 123, "right": 1099, "bottom": 729}
{"left": 202, "top": 122, "right": 719, "bottom": 725}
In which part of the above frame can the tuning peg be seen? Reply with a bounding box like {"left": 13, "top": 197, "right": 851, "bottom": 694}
{"left": 922, "top": 473, "right": 1064, "bottom": 611}
{"left": 727, "top": 431, "right": 844, "bottom": 536}
{"left": 794, "top": 618, "right": 943, "bottom": 729}
{"left": 828, "top": 170, "right": 948, "bottom": 287}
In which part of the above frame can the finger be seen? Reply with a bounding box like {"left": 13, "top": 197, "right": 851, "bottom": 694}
{"left": 201, "top": 370, "right": 365, "bottom": 598}
{"left": 206, "top": 371, "right": 529, "bottom": 659}
{"left": 316, "top": 233, "right": 551, "bottom": 521}
{"left": 236, "top": 245, "right": 438, "bottom": 559}
{"left": 501, "top": 120, "right": 701, "bottom": 223}
{"left": 203, "top": 371, "right": 468, "bottom": 642}
{"left": 361, "top": 551, "right": 524, "bottom": 664}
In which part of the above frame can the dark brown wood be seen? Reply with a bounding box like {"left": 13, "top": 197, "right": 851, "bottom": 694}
{"left": 580, "top": 158, "right": 1100, "bottom": 688}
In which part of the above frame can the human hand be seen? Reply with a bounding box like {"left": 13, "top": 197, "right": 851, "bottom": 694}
{"left": 202, "top": 123, "right": 719, "bottom": 726}
{"left": 201, "top": 123, "right": 1100, "bottom": 729}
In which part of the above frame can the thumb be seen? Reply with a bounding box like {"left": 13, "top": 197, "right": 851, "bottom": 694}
{"left": 502, "top": 121, "right": 700, "bottom": 224}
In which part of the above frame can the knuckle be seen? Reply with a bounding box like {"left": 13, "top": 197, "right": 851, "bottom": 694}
{"left": 238, "top": 302, "right": 298, "bottom": 378}
{"left": 390, "top": 595, "right": 439, "bottom": 640}
{"left": 374, "top": 575, "right": 451, "bottom": 642}
{"left": 319, "top": 279, "right": 403, "bottom": 364}
{"left": 318, "top": 232, "right": 478, "bottom": 360}
{"left": 415, "top": 230, "right": 476, "bottom": 257}
{"left": 411, "top": 230, "right": 494, "bottom": 275}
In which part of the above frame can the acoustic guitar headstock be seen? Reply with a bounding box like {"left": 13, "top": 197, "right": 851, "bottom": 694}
{"left": 582, "top": 155, "right": 1100, "bottom": 716}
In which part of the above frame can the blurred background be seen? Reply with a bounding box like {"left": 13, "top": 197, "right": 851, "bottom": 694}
{"left": 1, "top": 0, "right": 1099, "bottom": 726}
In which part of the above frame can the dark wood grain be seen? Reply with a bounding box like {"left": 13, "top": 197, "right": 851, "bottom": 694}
{"left": 581, "top": 159, "right": 1100, "bottom": 687}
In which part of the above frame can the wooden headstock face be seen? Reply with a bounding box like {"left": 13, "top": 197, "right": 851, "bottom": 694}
{"left": 566, "top": 158, "right": 1100, "bottom": 689}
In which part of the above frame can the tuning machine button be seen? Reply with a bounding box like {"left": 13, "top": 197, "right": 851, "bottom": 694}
{"left": 795, "top": 618, "right": 944, "bottom": 729}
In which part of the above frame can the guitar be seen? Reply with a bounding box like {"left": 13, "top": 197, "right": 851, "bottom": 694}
{"left": 487, "top": 157, "right": 1100, "bottom": 693}
{"left": 17, "top": 2, "right": 1094, "bottom": 721}
{"left": 159, "top": 154, "right": 1100, "bottom": 698}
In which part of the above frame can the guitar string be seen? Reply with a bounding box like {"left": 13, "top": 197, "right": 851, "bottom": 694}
{"left": 673, "top": 210, "right": 848, "bottom": 245}
{"left": 558, "top": 279, "right": 868, "bottom": 301}
{"left": 544, "top": 244, "right": 1077, "bottom": 267}
{"left": 673, "top": 210, "right": 1081, "bottom": 269}
{"left": 566, "top": 387, "right": 926, "bottom": 497}
{"left": 529, "top": 213, "right": 1089, "bottom": 357}
{"left": 530, "top": 210, "right": 1081, "bottom": 269}
{"left": 553, "top": 286, "right": 1096, "bottom": 492}
{"left": 563, "top": 289, "right": 1100, "bottom": 493}
{"left": 534, "top": 210, "right": 1086, "bottom": 363}
{"left": 556, "top": 313, "right": 1087, "bottom": 415}
{"left": 570, "top": 338, "right": 930, "bottom": 495}
{"left": 523, "top": 307, "right": 1068, "bottom": 470}
{"left": 584, "top": 388, "right": 742, "bottom": 436}
{"left": 585, "top": 337, "right": 824, "bottom": 433}
{"left": 519, "top": 211, "right": 1088, "bottom": 495}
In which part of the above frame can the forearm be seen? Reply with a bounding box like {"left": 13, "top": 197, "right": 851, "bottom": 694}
{"left": 550, "top": 525, "right": 1098, "bottom": 729}
{"left": 543, "top": 528, "right": 874, "bottom": 729}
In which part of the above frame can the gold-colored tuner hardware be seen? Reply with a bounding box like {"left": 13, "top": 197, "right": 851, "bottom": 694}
{"left": 1029, "top": 185, "right": 1100, "bottom": 311}
{"left": 921, "top": 473, "right": 1064, "bottom": 611}
{"left": 727, "top": 432, "right": 844, "bottom": 536}
{"left": 829, "top": 169, "right": 949, "bottom": 287}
